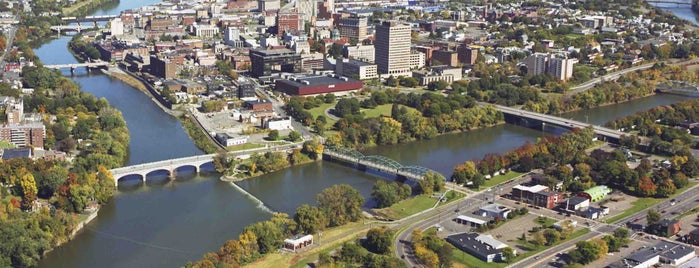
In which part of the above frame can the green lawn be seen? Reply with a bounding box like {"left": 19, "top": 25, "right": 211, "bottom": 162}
{"left": 227, "top": 143, "right": 265, "bottom": 151}
{"left": 306, "top": 102, "right": 338, "bottom": 128}
{"left": 605, "top": 182, "right": 697, "bottom": 223}
{"left": 372, "top": 195, "right": 439, "bottom": 220}
{"left": 535, "top": 216, "right": 557, "bottom": 228}
{"left": 360, "top": 104, "right": 393, "bottom": 118}
{"left": 481, "top": 171, "right": 525, "bottom": 189}
{"left": 0, "top": 141, "right": 15, "bottom": 149}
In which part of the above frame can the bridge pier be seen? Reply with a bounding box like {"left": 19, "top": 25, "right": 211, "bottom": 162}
{"left": 70, "top": 66, "right": 75, "bottom": 75}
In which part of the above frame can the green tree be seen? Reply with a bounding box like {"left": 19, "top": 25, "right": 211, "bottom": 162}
{"left": 427, "top": 80, "right": 449, "bottom": 91}
{"left": 647, "top": 209, "right": 662, "bottom": 225}
{"left": 543, "top": 229, "right": 561, "bottom": 245}
{"left": 267, "top": 130, "right": 280, "bottom": 141}
{"left": 213, "top": 150, "right": 232, "bottom": 173}
{"left": 294, "top": 204, "right": 328, "bottom": 234}
{"left": 567, "top": 241, "right": 601, "bottom": 265}
{"left": 371, "top": 180, "right": 411, "bottom": 208}
{"left": 364, "top": 227, "right": 393, "bottom": 254}
{"left": 316, "top": 184, "right": 365, "bottom": 227}
{"left": 502, "top": 247, "right": 516, "bottom": 263}
{"left": 287, "top": 130, "right": 301, "bottom": 142}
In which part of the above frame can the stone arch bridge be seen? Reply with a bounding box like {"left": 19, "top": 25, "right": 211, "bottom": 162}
{"left": 110, "top": 154, "right": 216, "bottom": 186}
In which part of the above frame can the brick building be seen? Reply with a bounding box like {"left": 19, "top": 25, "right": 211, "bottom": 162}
{"left": 511, "top": 184, "right": 563, "bottom": 209}
{"left": 0, "top": 123, "right": 45, "bottom": 148}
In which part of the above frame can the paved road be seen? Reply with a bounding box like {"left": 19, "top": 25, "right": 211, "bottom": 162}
{"left": 566, "top": 58, "right": 699, "bottom": 97}
{"left": 394, "top": 174, "right": 533, "bottom": 267}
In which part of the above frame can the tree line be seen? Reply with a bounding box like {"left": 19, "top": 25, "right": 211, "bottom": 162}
{"left": 185, "top": 184, "right": 366, "bottom": 267}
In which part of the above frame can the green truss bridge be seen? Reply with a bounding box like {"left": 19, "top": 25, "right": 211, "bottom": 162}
{"left": 323, "top": 145, "right": 443, "bottom": 181}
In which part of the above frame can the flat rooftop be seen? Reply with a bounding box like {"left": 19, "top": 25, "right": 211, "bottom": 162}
{"left": 279, "top": 74, "right": 361, "bottom": 87}
{"left": 250, "top": 48, "right": 297, "bottom": 56}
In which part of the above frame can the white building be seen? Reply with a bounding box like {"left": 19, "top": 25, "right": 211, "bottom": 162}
{"left": 215, "top": 133, "right": 249, "bottom": 147}
{"left": 412, "top": 65, "right": 461, "bottom": 86}
{"left": 343, "top": 44, "right": 375, "bottom": 63}
{"left": 193, "top": 24, "right": 219, "bottom": 39}
{"left": 410, "top": 51, "right": 426, "bottom": 70}
{"left": 295, "top": 0, "right": 316, "bottom": 22}
{"left": 264, "top": 117, "right": 292, "bottom": 130}
{"left": 336, "top": 58, "right": 378, "bottom": 80}
{"left": 525, "top": 53, "right": 549, "bottom": 76}
{"left": 224, "top": 27, "right": 244, "bottom": 47}
{"left": 548, "top": 57, "right": 576, "bottom": 81}
{"left": 110, "top": 18, "right": 124, "bottom": 35}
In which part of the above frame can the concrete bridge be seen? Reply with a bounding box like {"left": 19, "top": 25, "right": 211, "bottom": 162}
{"left": 50, "top": 25, "right": 91, "bottom": 33}
{"left": 110, "top": 143, "right": 304, "bottom": 186}
{"left": 45, "top": 62, "right": 110, "bottom": 70}
{"left": 62, "top": 15, "right": 118, "bottom": 23}
{"left": 322, "top": 146, "right": 442, "bottom": 181}
{"left": 486, "top": 103, "right": 630, "bottom": 142}
{"left": 646, "top": 0, "right": 691, "bottom": 6}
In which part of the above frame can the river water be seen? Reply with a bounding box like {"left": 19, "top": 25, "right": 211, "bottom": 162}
{"left": 34, "top": 1, "right": 696, "bottom": 267}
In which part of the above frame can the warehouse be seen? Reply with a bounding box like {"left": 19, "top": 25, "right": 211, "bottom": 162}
{"left": 274, "top": 74, "right": 364, "bottom": 95}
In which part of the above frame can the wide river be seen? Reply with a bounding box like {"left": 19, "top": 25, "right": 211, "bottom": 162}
{"left": 35, "top": 1, "right": 695, "bottom": 267}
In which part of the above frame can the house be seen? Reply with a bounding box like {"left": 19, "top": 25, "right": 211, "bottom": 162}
{"left": 283, "top": 234, "right": 313, "bottom": 252}
{"left": 564, "top": 196, "right": 590, "bottom": 211}
{"left": 477, "top": 203, "right": 511, "bottom": 220}
{"left": 446, "top": 233, "right": 514, "bottom": 263}
{"left": 646, "top": 219, "right": 681, "bottom": 237}
{"left": 454, "top": 214, "right": 489, "bottom": 227}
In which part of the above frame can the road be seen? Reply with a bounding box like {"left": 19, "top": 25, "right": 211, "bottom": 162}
{"left": 566, "top": 58, "right": 699, "bottom": 97}
{"left": 393, "top": 174, "right": 533, "bottom": 267}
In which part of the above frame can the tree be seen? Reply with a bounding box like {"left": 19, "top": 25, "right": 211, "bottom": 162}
{"left": 655, "top": 178, "right": 676, "bottom": 197}
{"left": 531, "top": 231, "right": 546, "bottom": 247}
{"left": 543, "top": 229, "right": 561, "bottom": 245}
{"left": 364, "top": 227, "right": 393, "bottom": 254}
{"left": 637, "top": 176, "right": 657, "bottom": 197}
{"left": 213, "top": 150, "right": 232, "bottom": 173}
{"left": 427, "top": 80, "right": 449, "bottom": 91}
{"left": 371, "top": 180, "right": 411, "bottom": 208}
{"left": 18, "top": 171, "right": 38, "bottom": 209}
{"left": 418, "top": 172, "right": 445, "bottom": 195}
{"left": 502, "top": 247, "right": 516, "bottom": 263}
{"left": 202, "top": 100, "right": 225, "bottom": 112}
{"left": 316, "top": 184, "right": 365, "bottom": 226}
{"left": 287, "top": 131, "right": 301, "bottom": 142}
{"left": 36, "top": 165, "right": 68, "bottom": 198}
{"left": 93, "top": 166, "right": 115, "bottom": 203}
{"left": 267, "top": 130, "right": 280, "bottom": 141}
{"left": 294, "top": 204, "right": 328, "bottom": 234}
{"left": 567, "top": 241, "right": 601, "bottom": 265}
{"left": 335, "top": 98, "right": 360, "bottom": 117}
{"left": 647, "top": 209, "right": 661, "bottom": 225}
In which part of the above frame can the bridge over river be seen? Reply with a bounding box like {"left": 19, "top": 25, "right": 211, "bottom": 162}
{"left": 485, "top": 103, "right": 633, "bottom": 143}
{"left": 322, "top": 145, "right": 442, "bottom": 181}
{"left": 44, "top": 62, "right": 110, "bottom": 72}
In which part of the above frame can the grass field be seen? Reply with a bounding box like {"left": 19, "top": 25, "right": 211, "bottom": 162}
{"left": 535, "top": 216, "right": 557, "bottom": 228}
{"left": 360, "top": 104, "right": 393, "bottom": 118}
{"left": 306, "top": 102, "right": 338, "bottom": 128}
{"left": 227, "top": 143, "right": 265, "bottom": 151}
{"left": 481, "top": 171, "right": 525, "bottom": 189}
{"left": 372, "top": 195, "right": 439, "bottom": 220}
{"left": 605, "top": 182, "right": 697, "bottom": 223}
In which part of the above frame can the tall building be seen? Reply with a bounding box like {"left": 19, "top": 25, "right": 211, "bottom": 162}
{"left": 548, "top": 57, "right": 576, "bottom": 81}
{"left": 375, "top": 21, "right": 412, "bottom": 77}
{"left": 525, "top": 53, "right": 576, "bottom": 81}
{"left": 224, "top": 27, "right": 244, "bottom": 47}
{"left": 150, "top": 56, "right": 177, "bottom": 79}
{"left": 258, "top": 0, "right": 280, "bottom": 11}
{"left": 110, "top": 18, "right": 124, "bottom": 35}
{"left": 295, "top": 0, "right": 316, "bottom": 22}
{"left": 457, "top": 45, "right": 479, "bottom": 65}
{"left": 525, "top": 53, "right": 549, "bottom": 76}
{"left": 338, "top": 16, "right": 367, "bottom": 41}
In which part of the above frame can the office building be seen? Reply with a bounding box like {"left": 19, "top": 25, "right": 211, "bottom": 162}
{"left": 432, "top": 50, "right": 459, "bottom": 67}
{"left": 193, "top": 24, "right": 219, "bottom": 39}
{"left": 295, "top": 0, "right": 316, "bottom": 22}
{"left": 249, "top": 48, "right": 302, "bottom": 77}
{"left": 343, "top": 44, "right": 375, "bottom": 63}
{"left": 338, "top": 16, "right": 368, "bottom": 41}
{"left": 412, "top": 65, "right": 462, "bottom": 86}
{"left": 458, "top": 45, "right": 479, "bottom": 65}
{"left": 375, "top": 21, "right": 412, "bottom": 77}
{"left": 150, "top": 56, "right": 177, "bottom": 79}
{"left": 336, "top": 58, "right": 378, "bottom": 80}
{"left": 258, "top": 0, "right": 280, "bottom": 11}
{"left": 224, "top": 27, "right": 244, "bottom": 47}
{"left": 275, "top": 74, "right": 364, "bottom": 95}
{"left": 277, "top": 9, "right": 302, "bottom": 34}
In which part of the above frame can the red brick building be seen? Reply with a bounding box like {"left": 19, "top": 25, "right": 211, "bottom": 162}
{"left": 275, "top": 74, "right": 364, "bottom": 95}
{"left": 277, "top": 9, "right": 302, "bottom": 34}
{"left": 432, "top": 50, "right": 459, "bottom": 67}
{"left": 0, "top": 123, "right": 45, "bottom": 149}
{"left": 511, "top": 185, "right": 563, "bottom": 209}
{"left": 244, "top": 100, "right": 273, "bottom": 111}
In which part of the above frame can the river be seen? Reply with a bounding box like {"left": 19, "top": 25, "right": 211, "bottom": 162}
{"left": 34, "top": 1, "right": 696, "bottom": 267}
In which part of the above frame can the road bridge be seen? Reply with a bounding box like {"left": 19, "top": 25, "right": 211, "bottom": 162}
{"left": 50, "top": 25, "right": 90, "bottom": 33}
{"left": 110, "top": 143, "right": 304, "bottom": 186}
{"left": 62, "top": 15, "right": 118, "bottom": 23}
{"left": 646, "top": 0, "right": 691, "bottom": 6}
{"left": 323, "top": 146, "right": 442, "bottom": 181}
{"left": 485, "top": 103, "right": 631, "bottom": 142}
{"left": 45, "top": 62, "right": 110, "bottom": 70}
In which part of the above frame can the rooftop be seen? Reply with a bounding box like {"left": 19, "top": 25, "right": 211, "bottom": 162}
{"left": 513, "top": 184, "right": 548, "bottom": 193}
{"left": 480, "top": 203, "right": 511, "bottom": 213}
{"left": 279, "top": 74, "right": 361, "bottom": 87}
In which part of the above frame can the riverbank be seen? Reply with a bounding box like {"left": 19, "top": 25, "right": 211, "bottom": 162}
{"left": 62, "top": 0, "right": 119, "bottom": 16}
{"left": 220, "top": 157, "right": 319, "bottom": 182}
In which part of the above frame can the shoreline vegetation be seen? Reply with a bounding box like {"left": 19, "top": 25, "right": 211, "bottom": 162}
{"left": 62, "top": 0, "right": 119, "bottom": 17}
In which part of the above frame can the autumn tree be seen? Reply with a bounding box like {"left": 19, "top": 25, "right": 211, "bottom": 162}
{"left": 18, "top": 170, "right": 38, "bottom": 209}
{"left": 637, "top": 177, "right": 657, "bottom": 197}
